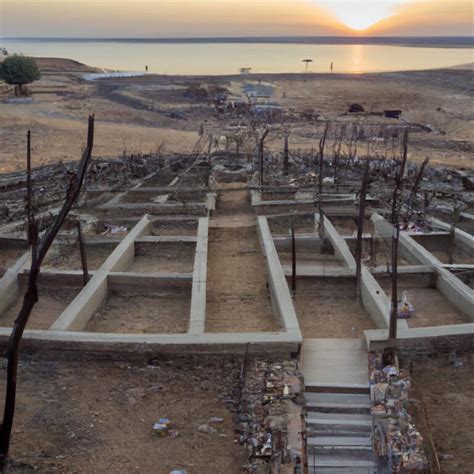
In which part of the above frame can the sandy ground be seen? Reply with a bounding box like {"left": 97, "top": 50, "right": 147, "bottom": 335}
{"left": 42, "top": 245, "right": 113, "bottom": 271}
{"left": 85, "top": 291, "right": 190, "bottom": 334}
{"left": 409, "top": 353, "right": 474, "bottom": 474}
{"left": 0, "top": 355, "right": 247, "bottom": 473}
{"left": 292, "top": 277, "right": 376, "bottom": 337}
{"left": 0, "top": 288, "right": 78, "bottom": 330}
{"left": 130, "top": 243, "right": 196, "bottom": 273}
{"left": 1, "top": 58, "right": 472, "bottom": 171}
{"left": 0, "top": 248, "right": 26, "bottom": 275}
{"left": 205, "top": 190, "right": 280, "bottom": 333}
{"left": 377, "top": 274, "right": 466, "bottom": 327}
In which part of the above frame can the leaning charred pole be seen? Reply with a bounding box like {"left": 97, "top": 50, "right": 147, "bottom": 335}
{"left": 389, "top": 128, "right": 409, "bottom": 342}
{"left": 0, "top": 115, "right": 95, "bottom": 470}
{"left": 258, "top": 129, "right": 269, "bottom": 187}
{"left": 283, "top": 135, "right": 289, "bottom": 176}
{"left": 317, "top": 122, "right": 329, "bottom": 239}
{"left": 355, "top": 162, "right": 370, "bottom": 300}
{"left": 407, "top": 157, "right": 429, "bottom": 218}
{"left": 26, "top": 130, "right": 33, "bottom": 246}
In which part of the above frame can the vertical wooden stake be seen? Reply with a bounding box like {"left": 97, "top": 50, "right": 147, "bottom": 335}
{"left": 291, "top": 226, "right": 296, "bottom": 294}
{"left": 77, "top": 221, "right": 89, "bottom": 287}
{"left": 26, "top": 130, "right": 32, "bottom": 245}
{"left": 355, "top": 163, "right": 369, "bottom": 300}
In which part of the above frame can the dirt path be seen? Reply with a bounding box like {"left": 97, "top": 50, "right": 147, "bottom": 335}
{"left": 205, "top": 189, "right": 280, "bottom": 333}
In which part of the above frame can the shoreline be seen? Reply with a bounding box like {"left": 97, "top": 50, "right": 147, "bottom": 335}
{"left": 3, "top": 35, "right": 474, "bottom": 49}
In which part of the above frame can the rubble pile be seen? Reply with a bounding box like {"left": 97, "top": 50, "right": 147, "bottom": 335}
{"left": 369, "top": 351, "right": 429, "bottom": 473}
{"left": 237, "top": 360, "right": 304, "bottom": 474}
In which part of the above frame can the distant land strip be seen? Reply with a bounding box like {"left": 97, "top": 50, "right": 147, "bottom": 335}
{"left": 2, "top": 36, "right": 474, "bottom": 48}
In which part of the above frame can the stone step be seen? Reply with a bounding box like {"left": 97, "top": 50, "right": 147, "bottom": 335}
{"left": 305, "top": 382, "right": 369, "bottom": 394}
{"left": 308, "top": 436, "right": 372, "bottom": 448}
{"left": 306, "top": 467, "right": 375, "bottom": 473}
{"left": 306, "top": 413, "right": 372, "bottom": 426}
{"left": 306, "top": 392, "right": 370, "bottom": 405}
{"left": 307, "top": 456, "right": 376, "bottom": 469}
{"left": 308, "top": 427, "right": 372, "bottom": 438}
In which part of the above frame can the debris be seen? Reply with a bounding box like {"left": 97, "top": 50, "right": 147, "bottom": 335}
{"left": 153, "top": 418, "right": 174, "bottom": 437}
{"left": 384, "top": 109, "right": 402, "bottom": 119}
{"left": 349, "top": 103, "right": 364, "bottom": 113}
{"left": 198, "top": 423, "right": 217, "bottom": 434}
{"left": 208, "top": 417, "right": 224, "bottom": 424}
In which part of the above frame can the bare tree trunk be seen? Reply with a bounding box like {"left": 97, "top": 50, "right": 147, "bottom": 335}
{"left": 317, "top": 123, "right": 329, "bottom": 239}
{"left": 389, "top": 128, "right": 408, "bottom": 343}
{"left": 291, "top": 225, "right": 296, "bottom": 294}
{"left": 26, "top": 130, "right": 33, "bottom": 246}
{"left": 408, "top": 157, "right": 429, "bottom": 217}
{"left": 77, "top": 221, "right": 89, "bottom": 287}
{"left": 0, "top": 115, "right": 95, "bottom": 470}
{"left": 283, "top": 135, "right": 289, "bottom": 176}
{"left": 258, "top": 129, "right": 269, "bottom": 187}
{"left": 356, "top": 163, "right": 369, "bottom": 300}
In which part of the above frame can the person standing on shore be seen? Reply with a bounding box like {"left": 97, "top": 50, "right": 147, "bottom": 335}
{"left": 330, "top": 62, "right": 334, "bottom": 72}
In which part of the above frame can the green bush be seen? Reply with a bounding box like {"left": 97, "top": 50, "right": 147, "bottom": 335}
{"left": 0, "top": 55, "right": 41, "bottom": 96}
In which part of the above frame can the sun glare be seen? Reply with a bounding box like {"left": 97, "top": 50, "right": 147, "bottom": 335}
{"left": 318, "top": 0, "right": 404, "bottom": 31}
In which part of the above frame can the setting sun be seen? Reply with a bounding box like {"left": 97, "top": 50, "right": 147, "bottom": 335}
{"left": 318, "top": 0, "right": 405, "bottom": 31}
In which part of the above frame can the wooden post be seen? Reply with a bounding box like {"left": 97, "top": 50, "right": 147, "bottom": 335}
{"left": 258, "top": 129, "right": 269, "bottom": 187}
{"left": 76, "top": 221, "right": 89, "bottom": 287}
{"left": 283, "top": 135, "right": 289, "bottom": 176}
{"left": 26, "top": 130, "right": 32, "bottom": 246}
{"left": 355, "top": 163, "right": 369, "bottom": 300}
{"left": 291, "top": 226, "right": 296, "bottom": 294}
{"left": 388, "top": 128, "right": 408, "bottom": 342}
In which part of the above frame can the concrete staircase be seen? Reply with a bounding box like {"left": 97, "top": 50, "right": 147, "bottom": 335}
{"left": 305, "top": 385, "right": 376, "bottom": 474}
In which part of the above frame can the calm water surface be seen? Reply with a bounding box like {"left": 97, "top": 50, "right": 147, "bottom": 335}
{"left": 1, "top": 39, "right": 473, "bottom": 75}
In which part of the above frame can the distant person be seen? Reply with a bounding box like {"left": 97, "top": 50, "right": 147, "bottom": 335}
{"left": 330, "top": 62, "right": 334, "bottom": 72}
{"left": 145, "top": 65, "right": 148, "bottom": 72}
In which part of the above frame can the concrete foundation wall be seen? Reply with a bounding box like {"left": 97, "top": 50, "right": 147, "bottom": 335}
{"left": 257, "top": 216, "right": 302, "bottom": 340}
{"left": 50, "top": 216, "right": 151, "bottom": 331}
{"left": 0, "top": 251, "right": 29, "bottom": 316}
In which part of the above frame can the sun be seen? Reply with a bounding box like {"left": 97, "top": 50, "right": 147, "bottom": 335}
{"left": 318, "top": 0, "right": 404, "bottom": 31}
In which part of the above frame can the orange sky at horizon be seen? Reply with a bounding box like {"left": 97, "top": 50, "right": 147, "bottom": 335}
{"left": 0, "top": 0, "right": 472, "bottom": 37}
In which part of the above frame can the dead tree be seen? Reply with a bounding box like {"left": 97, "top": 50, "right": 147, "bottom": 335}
{"left": 389, "top": 128, "right": 408, "bottom": 342}
{"left": 283, "top": 134, "right": 289, "bottom": 176}
{"left": 317, "top": 123, "right": 329, "bottom": 238}
{"left": 448, "top": 204, "right": 460, "bottom": 265}
{"left": 258, "top": 128, "right": 269, "bottom": 186}
{"left": 0, "top": 115, "right": 95, "bottom": 470}
{"left": 355, "top": 163, "right": 370, "bottom": 299}
{"left": 77, "top": 220, "right": 89, "bottom": 287}
{"left": 407, "top": 157, "right": 429, "bottom": 218}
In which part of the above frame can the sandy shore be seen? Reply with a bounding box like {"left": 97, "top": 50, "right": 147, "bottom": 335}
{"left": 0, "top": 57, "right": 472, "bottom": 171}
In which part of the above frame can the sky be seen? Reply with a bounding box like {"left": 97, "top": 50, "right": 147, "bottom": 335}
{"left": 0, "top": 0, "right": 473, "bottom": 37}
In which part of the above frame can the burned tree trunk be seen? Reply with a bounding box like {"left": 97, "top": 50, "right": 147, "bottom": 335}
{"left": 258, "top": 129, "right": 269, "bottom": 186}
{"left": 317, "top": 123, "right": 329, "bottom": 239}
{"left": 0, "top": 115, "right": 95, "bottom": 470}
{"left": 283, "top": 135, "right": 289, "bottom": 176}
{"left": 389, "top": 128, "right": 408, "bottom": 343}
{"left": 355, "top": 163, "right": 370, "bottom": 300}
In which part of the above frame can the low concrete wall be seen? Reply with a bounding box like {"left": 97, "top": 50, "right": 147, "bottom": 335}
{"left": 372, "top": 213, "right": 474, "bottom": 321}
{"left": 365, "top": 323, "right": 474, "bottom": 356}
{"left": 257, "top": 216, "right": 302, "bottom": 341}
{"left": 0, "top": 328, "right": 301, "bottom": 357}
{"left": 0, "top": 251, "right": 29, "bottom": 316}
{"left": 429, "top": 217, "right": 474, "bottom": 256}
{"left": 50, "top": 215, "right": 151, "bottom": 331}
{"left": 188, "top": 217, "right": 208, "bottom": 335}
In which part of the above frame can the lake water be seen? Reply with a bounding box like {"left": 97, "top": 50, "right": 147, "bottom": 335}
{"left": 1, "top": 38, "right": 473, "bottom": 75}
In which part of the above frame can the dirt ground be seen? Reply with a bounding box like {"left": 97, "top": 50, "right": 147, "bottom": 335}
{"left": 0, "top": 248, "right": 26, "bottom": 275}
{"left": 85, "top": 291, "right": 191, "bottom": 334}
{"left": 376, "top": 274, "right": 467, "bottom": 327}
{"left": 0, "top": 287, "right": 78, "bottom": 330}
{"left": 1, "top": 58, "right": 472, "bottom": 172}
{"left": 205, "top": 190, "right": 280, "bottom": 333}
{"left": 409, "top": 353, "right": 474, "bottom": 474}
{"left": 0, "top": 355, "right": 247, "bottom": 473}
{"left": 42, "top": 245, "right": 113, "bottom": 272}
{"left": 130, "top": 243, "right": 196, "bottom": 273}
{"left": 292, "top": 277, "right": 376, "bottom": 337}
